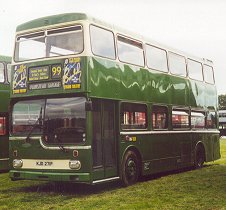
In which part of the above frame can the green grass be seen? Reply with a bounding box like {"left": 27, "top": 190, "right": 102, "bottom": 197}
{"left": 1, "top": 139, "right": 226, "bottom": 210}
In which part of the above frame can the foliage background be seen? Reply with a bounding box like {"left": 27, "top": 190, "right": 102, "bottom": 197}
{"left": 219, "top": 94, "right": 226, "bottom": 110}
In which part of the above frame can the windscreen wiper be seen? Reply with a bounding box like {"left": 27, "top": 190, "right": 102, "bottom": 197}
{"left": 59, "top": 145, "right": 67, "bottom": 153}
{"left": 25, "top": 107, "right": 43, "bottom": 143}
{"left": 55, "top": 135, "right": 68, "bottom": 153}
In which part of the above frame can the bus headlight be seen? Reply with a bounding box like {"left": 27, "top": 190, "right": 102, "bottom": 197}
{"left": 69, "top": 160, "right": 81, "bottom": 170}
{"left": 13, "top": 159, "right": 23, "bottom": 169}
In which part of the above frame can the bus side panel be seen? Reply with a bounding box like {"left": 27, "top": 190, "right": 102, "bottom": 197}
{"left": 0, "top": 84, "right": 10, "bottom": 111}
{"left": 88, "top": 57, "right": 192, "bottom": 107}
{"left": 0, "top": 135, "right": 9, "bottom": 171}
{"left": 189, "top": 80, "right": 205, "bottom": 108}
{"left": 88, "top": 57, "right": 120, "bottom": 99}
{"left": 203, "top": 133, "right": 220, "bottom": 162}
{"left": 120, "top": 133, "right": 193, "bottom": 177}
{"left": 192, "top": 132, "right": 220, "bottom": 163}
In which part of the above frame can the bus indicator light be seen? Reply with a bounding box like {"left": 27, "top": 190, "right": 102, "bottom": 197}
{"left": 13, "top": 150, "right": 18, "bottom": 157}
{"left": 73, "top": 150, "right": 79, "bottom": 158}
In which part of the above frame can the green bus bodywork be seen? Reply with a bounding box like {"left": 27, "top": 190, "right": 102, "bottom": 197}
{"left": 0, "top": 55, "right": 11, "bottom": 171}
{"left": 9, "top": 13, "right": 220, "bottom": 185}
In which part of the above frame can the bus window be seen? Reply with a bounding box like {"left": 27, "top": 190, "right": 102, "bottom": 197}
{"left": 172, "top": 110, "right": 189, "bottom": 129}
{"left": 15, "top": 25, "right": 84, "bottom": 61}
{"left": 168, "top": 52, "right": 186, "bottom": 77}
{"left": 43, "top": 97, "right": 86, "bottom": 144}
{"left": 117, "top": 35, "right": 144, "bottom": 66}
{"left": 90, "top": 25, "right": 116, "bottom": 59}
{"left": 92, "top": 100, "right": 102, "bottom": 167}
{"left": 203, "top": 65, "right": 214, "bottom": 84}
{"left": 219, "top": 112, "right": 226, "bottom": 118}
{"left": 12, "top": 99, "right": 45, "bottom": 135}
{"left": 7, "top": 63, "right": 11, "bottom": 83}
{"left": 121, "top": 103, "right": 147, "bottom": 130}
{"left": 0, "top": 62, "right": 5, "bottom": 83}
{"left": 152, "top": 105, "right": 168, "bottom": 129}
{"left": 0, "top": 117, "right": 6, "bottom": 135}
{"left": 187, "top": 59, "right": 203, "bottom": 81}
{"left": 15, "top": 32, "right": 45, "bottom": 61}
{"left": 207, "top": 111, "right": 217, "bottom": 129}
{"left": 146, "top": 45, "right": 168, "bottom": 72}
{"left": 47, "top": 26, "right": 83, "bottom": 57}
{"left": 191, "top": 111, "right": 205, "bottom": 129}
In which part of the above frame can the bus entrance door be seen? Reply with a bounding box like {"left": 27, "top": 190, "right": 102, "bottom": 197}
{"left": 92, "top": 100, "right": 118, "bottom": 182}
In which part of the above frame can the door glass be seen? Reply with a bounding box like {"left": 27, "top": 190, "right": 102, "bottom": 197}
{"left": 103, "top": 101, "right": 115, "bottom": 167}
{"left": 92, "top": 100, "right": 103, "bottom": 167}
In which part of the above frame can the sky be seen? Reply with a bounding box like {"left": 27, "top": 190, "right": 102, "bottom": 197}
{"left": 0, "top": 0, "right": 225, "bottom": 94}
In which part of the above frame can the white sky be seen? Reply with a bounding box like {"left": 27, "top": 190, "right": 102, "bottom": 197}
{"left": 0, "top": 0, "right": 225, "bottom": 94}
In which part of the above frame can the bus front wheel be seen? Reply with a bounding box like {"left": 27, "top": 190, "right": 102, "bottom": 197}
{"left": 121, "top": 150, "right": 139, "bottom": 187}
{"left": 194, "top": 145, "right": 205, "bottom": 169}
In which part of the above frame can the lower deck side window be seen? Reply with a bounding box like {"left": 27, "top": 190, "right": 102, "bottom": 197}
{"left": 207, "top": 111, "right": 217, "bottom": 129}
{"left": 172, "top": 110, "right": 189, "bottom": 129}
{"left": 0, "top": 116, "right": 7, "bottom": 135}
{"left": 152, "top": 105, "right": 168, "bottom": 129}
{"left": 121, "top": 103, "right": 147, "bottom": 130}
{"left": 191, "top": 111, "right": 205, "bottom": 129}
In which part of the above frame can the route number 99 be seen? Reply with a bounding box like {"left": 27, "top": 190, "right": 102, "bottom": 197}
{"left": 51, "top": 65, "right": 62, "bottom": 79}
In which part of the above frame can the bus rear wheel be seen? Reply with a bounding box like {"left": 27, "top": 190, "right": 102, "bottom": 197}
{"left": 194, "top": 145, "right": 205, "bottom": 169}
{"left": 121, "top": 150, "right": 139, "bottom": 187}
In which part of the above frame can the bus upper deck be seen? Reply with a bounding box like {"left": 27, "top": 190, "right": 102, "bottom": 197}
{"left": 11, "top": 13, "right": 216, "bottom": 107}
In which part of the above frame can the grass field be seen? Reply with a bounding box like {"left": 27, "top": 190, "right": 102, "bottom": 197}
{"left": 1, "top": 139, "right": 226, "bottom": 210}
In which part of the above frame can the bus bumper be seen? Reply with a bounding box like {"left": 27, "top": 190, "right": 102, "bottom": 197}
{"left": 9, "top": 170, "right": 91, "bottom": 183}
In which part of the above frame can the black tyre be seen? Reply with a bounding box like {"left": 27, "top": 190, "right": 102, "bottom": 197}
{"left": 194, "top": 146, "right": 205, "bottom": 169}
{"left": 121, "top": 150, "right": 140, "bottom": 187}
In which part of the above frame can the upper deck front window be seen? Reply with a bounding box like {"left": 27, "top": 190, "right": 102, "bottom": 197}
{"left": 15, "top": 25, "right": 84, "bottom": 62}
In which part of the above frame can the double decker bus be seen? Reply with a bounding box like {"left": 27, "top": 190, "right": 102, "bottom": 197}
{"left": 9, "top": 13, "right": 220, "bottom": 186}
{"left": 0, "top": 55, "right": 11, "bottom": 171}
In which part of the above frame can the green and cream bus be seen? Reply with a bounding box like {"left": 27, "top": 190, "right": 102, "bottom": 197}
{"left": 9, "top": 13, "right": 220, "bottom": 186}
{"left": 0, "top": 55, "right": 11, "bottom": 171}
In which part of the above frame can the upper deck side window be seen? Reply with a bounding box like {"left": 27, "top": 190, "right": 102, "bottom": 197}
{"left": 168, "top": 52, "right": 187, "bottom": 77}
{"left": 203, "top": 64, "right": 215, "bottom": 84}
{"left": 90, "top": 25, "right": 116, "bottom": 60}
{"left": 14, "top": 25, "right": 84, "bottom": 62}
{"left": 187, "top": 59, "right": 203, "bottom": 81}
{"left": 0, "top": 62, "right": 5, "bottom": 83}
{"left": 146, "top": 45, "right": 168, "bottom": 72}
{"left": 117, "top": 35, "right": 144, "bottom": 67}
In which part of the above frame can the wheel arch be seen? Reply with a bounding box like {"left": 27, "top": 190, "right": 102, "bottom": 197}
{"left": 120, "top": 145, "right": 142, "bottom": 177}
{"left": 195, "top": 141, "right": 206, "bottom": 162}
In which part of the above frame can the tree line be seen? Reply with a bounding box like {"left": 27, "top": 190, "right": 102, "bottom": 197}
{"left": 219, "top": 94, "right": 226, "bottom": 110}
